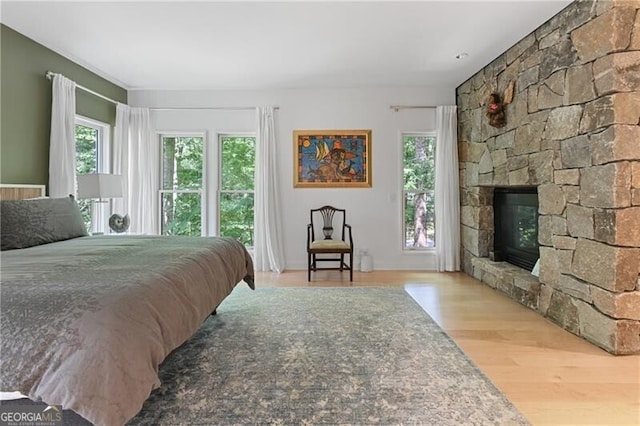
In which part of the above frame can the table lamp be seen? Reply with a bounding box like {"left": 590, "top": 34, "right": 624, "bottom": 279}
{"left": 77, "top": 174, "right": 129, "bottom": 233}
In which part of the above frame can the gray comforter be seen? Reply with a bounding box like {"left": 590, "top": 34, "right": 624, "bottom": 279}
{"left": 0, "top": 235, "right": 254, "bottom": 425}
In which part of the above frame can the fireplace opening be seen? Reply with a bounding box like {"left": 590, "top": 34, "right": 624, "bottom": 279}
{"left": 493, "top": 187, "right": 539, "bottom": 271}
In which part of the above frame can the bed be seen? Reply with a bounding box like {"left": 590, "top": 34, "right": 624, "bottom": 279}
{"left": 0, "top": 186, "right": 255, "bottom": 425}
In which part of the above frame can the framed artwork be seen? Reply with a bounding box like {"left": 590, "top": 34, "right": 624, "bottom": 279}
{"left": 293, "top": 129, "right": 372, "bottom": 188}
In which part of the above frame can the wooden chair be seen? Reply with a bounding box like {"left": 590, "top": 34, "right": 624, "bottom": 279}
{"left": 307, "top": 205, "right": 353, "bottom": 282}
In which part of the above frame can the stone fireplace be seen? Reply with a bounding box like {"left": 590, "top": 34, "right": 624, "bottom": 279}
{"left": 456, "top": 1, "right": 640, "bottom": 354}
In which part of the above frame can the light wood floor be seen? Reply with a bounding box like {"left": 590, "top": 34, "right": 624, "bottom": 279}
{"left": 254, "top": 270, "right": 640, "bottom": 426}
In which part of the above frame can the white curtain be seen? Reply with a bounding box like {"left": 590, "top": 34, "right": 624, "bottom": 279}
{"left": 435, "top": 105, "right": 461, "bottom": 272}
{"left": 49, "top": 74, "right": 77, "bottom": 198}
{"left": 254, "top": 106, "right": 285, "bottom": 272}
{"left": 113, "top": 103, "right": 159, "bottom": 235}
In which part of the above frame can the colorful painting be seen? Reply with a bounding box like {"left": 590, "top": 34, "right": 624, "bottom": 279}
{"left": 293, "top": 130, "right": 372, "bottom": 188}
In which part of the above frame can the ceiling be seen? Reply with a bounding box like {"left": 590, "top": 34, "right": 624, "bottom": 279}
{"left": 1, "top": 1, "right": 573, "bottom": 91}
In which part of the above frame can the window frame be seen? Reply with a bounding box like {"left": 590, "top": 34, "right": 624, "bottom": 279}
{"left": 158, "top": 132, "right": 207, "bottom": 236}
{"left": 217, "top": 133, "right": 256, "bottom": 248}
{"left": 401, "top": 131, "right": 436, "bottom": 252}
{"left": 75, "top": 115, "right": 111, "bottom": 234}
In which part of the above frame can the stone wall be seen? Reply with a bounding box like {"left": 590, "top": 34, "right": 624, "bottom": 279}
{"left": 456, "top": 0, "right": 640, "bottom": 355}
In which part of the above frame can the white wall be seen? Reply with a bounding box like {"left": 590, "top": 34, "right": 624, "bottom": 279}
{"left": 129, "top": 86, "right": 455, "bottom": 270}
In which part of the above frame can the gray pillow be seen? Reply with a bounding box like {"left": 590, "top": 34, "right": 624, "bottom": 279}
{"left": 1, "top": 195, "right": 88, "bottom": 250}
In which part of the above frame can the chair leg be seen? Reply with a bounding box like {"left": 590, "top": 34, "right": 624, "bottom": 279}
{"left": 349, "top": 252, "right": 353, "bottom": 282}
{"left": 340, "top": 254, "right": 344, "bottom": 271}
{"left": 308, "top": 253, "right": 311, "bottom": 282}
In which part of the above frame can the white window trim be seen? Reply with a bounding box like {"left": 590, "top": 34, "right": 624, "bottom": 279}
{"left": 75, "top": 115, "right": 111, "bottom": 234}
{"left": 400, "top": 131, "right": 436, "bottom": 253}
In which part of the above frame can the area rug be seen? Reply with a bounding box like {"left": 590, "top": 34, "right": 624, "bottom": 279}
{"left": 129, "top": 287, "right": 529, "bottom": 425}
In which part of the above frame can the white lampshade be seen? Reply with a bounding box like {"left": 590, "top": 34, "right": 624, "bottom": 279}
{"left": 77, "top": 174, "right": 123, "bottom": 199}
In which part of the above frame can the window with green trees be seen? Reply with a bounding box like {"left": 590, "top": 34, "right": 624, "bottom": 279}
{"left": 75, "top": 116, "right": 109, "bottom": 233}
{"left": 219, "top": 135, "right": 255, "bottom": 247}
{"left": 403, "top": 133, "right": 436, "bottom": 249}
{"left": 160, "top": 135, "right": 204, "bottom": 236}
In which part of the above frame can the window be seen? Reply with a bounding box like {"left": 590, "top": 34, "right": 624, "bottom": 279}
{"left": 160, "top": 135, "right": 204, "bottom": 236}
{"left": 158, "top": 133, "right": 255, "bottom": 244}
{"left": 75, "top": 116, "right": 110, "bottom": 233}
{"left": 402, "top": 133, "right": 435, "bottom": 250}
{"left": 219, "top": 135, "right": 255, "bottom": 247}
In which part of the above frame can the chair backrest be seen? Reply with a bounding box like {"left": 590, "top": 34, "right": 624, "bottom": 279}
{"left": 310, "top": 205, "right": 346, "bottom": 241}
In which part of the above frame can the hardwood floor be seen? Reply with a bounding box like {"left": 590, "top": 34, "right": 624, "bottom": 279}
{"left": 254, "top": 270, "right": 640, "bottom": 425}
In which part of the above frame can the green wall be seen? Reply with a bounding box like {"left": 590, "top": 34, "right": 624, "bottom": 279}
{"left": 0, "top": 24, "right": 127, "bottom": 186}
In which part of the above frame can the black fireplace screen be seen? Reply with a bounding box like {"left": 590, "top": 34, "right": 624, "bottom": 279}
{"left": 493, "top": 187, "right": 539, "bottom": 271}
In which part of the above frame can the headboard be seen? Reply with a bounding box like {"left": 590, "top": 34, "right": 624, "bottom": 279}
{"left": 0, "top": 184, "right": 46, "bottom": 200}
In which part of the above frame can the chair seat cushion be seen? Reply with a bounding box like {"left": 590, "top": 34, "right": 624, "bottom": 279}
{"left": 310, "top": 239, "right": 350, "bottom": 250}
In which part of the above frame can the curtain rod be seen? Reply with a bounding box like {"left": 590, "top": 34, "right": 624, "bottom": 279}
{"left": 390, "top": 105, "right": 437, "bottom": 112}
{"left": 46, "top": 72, "right": 278, "bottom": 112}
{"left": 46, "top": 71, "right": 119, "bottom": 106}
{"left": 150, "top": 106, "right": 279, "bottom": 111}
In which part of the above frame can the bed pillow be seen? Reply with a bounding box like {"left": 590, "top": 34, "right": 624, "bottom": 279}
{"left": 1, "top": 195, "right": 88, "bottom": 250}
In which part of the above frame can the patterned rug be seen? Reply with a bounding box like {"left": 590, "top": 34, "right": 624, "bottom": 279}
{"left": 129, "top": 287, "right": 529, "bottom": 425}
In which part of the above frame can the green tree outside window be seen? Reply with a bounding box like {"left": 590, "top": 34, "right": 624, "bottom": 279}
{"left": 75, "top": 124, "right": 98, "bottom": 231}
{"left": 161, "top": 136, "right": 203, "bottom": 236}
{"left": 219, "top": 136, "right": 255, "bottom": 247}
{"left": 403, "top": 134, "right": 436, "bottom": 249}
{"left": 159, "top": 134, "right": 256, "bottom": 246}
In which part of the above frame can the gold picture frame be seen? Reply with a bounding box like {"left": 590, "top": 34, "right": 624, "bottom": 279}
{"left": 293, "top": 129, "right": 372, "bottom": 188}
